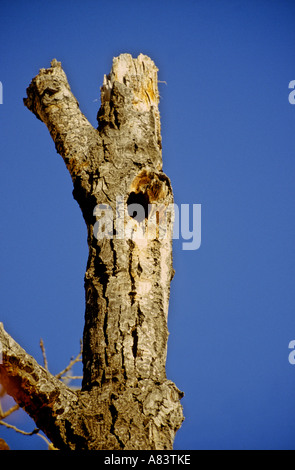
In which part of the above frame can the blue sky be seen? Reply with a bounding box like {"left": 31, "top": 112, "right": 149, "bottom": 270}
{"left": 1, "top": 0, "right": 295, "bottom": 450}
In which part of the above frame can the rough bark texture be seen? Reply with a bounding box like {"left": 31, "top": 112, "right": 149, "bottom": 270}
{"left": 0, "top": 54, "right": 183, "bottom": 450}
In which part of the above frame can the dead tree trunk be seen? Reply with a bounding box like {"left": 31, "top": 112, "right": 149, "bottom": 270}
{"left": 0, "top": 54, "right": 183, "bottom": 450}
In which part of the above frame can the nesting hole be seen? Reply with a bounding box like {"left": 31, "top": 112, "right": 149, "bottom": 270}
{"left": 127, "top": 191, "right": 150, "bottom": 223}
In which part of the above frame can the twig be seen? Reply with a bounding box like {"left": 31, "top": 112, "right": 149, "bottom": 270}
{"left": 0, "top": 387, "right": 20, "bottom": 419}
{"left": 55, "top": 341, "right": 82, "bottom": 380}
{"left": 60, "top": 375, "right": 83, "bottom": 381}
{"left": 35, "top": 431, "right": 56, "bottom": 448}
{"left": 0, "top": 418, "right": 56, "bottom": 448}
{"left": 0, "top": 403, "right": 19, "bottom": 419}
{"left": 39, "top": 338, "right": 48, "bottom": 370}
{"left": 0, "top": 420, "right": 39, "bottom": 436}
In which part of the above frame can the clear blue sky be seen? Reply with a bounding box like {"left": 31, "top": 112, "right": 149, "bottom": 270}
{"left": 1, "top": 0, "right": 295, "bottom": 450}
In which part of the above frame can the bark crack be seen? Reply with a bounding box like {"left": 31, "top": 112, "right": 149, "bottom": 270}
{"left": 131, "top": 328, "right": 138, "bottom": 359}
{"left": 128, "top": 239, "right": 136, "bottom": 305}
{"left": 109, "top": 401, "right": 124, "bottom": 449}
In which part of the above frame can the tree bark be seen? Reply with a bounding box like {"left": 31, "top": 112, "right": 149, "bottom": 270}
{"left": 0, "top": 54, "right": 184, "bottom": 450}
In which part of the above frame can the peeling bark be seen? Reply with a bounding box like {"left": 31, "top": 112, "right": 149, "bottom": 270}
{"left": 0, "top": 54, "right": 184, "bottom": 450}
